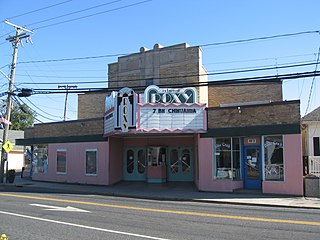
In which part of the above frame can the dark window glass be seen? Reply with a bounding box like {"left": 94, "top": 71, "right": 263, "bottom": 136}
{"left": 313, "top": 137, "right": 320, "bottom": 156}
{"left": 57, "top": 150, "right": 66, "bottom": 173}
{"left": 86, "top": 150, "right": 97, "bottom": 175}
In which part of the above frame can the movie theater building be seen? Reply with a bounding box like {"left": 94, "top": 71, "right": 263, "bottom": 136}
{"left": 17, "top": 43, "right": 303, "bottom": 195}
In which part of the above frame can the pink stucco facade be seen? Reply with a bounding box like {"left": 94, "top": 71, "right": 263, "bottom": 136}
{"left": 197, "top": 137, "right": 243, "bottom": 192}
{"left": 262, "top": 134, "right": 303, "bottom": 195}
{"left": 32, "top": 142, "right": 109, "bottom": 185}
{"left": 196, "top": 134, "right": 303, "bottom": 195}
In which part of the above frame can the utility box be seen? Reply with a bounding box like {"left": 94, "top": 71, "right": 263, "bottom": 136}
{"left": 304, "top": 174, "right": 320, "bottom": 197}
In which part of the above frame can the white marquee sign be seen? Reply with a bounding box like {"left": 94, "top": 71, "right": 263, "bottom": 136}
{"left": 138, "top": 105, "right": 205, "bottom": 131}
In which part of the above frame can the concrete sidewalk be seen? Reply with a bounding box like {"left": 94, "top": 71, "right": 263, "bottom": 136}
{"left": 3, "top": 176, "right": 320, "bottom": 209}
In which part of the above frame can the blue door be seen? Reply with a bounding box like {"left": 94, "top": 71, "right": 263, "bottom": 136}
{"left": 123, "top": 148, "right": 147, "bottom": 181}
{"left": 243, "top": 146, "right": 262, "bottom": 189}
{"left": 167, "top": 147, "right": 193, "bottom": 182}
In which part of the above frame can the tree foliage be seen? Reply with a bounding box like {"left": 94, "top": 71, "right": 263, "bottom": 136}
{"left": 9, "top": 101, "right": 36, "bottom": 130}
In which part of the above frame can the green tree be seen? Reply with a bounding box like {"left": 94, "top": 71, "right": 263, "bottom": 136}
{"left": 9, "top": 101, "right": 36, "bottom": 130}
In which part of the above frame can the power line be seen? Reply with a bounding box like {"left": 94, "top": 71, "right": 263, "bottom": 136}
{"left": 305, "top": 46, "right": 320, "bottom": 115}
{"left": 6, "top": 0, "right": 73, "bottom": 20}
{"left": 204, "top": 53, "right": 318, "bottom": 66}
{"left": 200, "top": 30, "right": 320, "bottom": 47}
{"left": 14, "top": 29, "right": 320, "bottom": 65}
{"left": 33, "top": 0, "right": 152, "bottom": 30}
{"left": 16, "top": 60, "right": 318, "bottom": 79}
{"left": 17, "top": 53, "right": 127, "bottom": 64}
{"left": 26, "top": 70, "right": 320, "bottom": 94}
{"left": 13, "top": 96, "right": 57, "bottom": 122}
{"left": 26, "top": 0, "right": 122, "bottom": 27}
{"left": 0, "top": 0, "right": 72, "bottom": 38}
{"left": 24, "top": 97, "right": 63, "bottom": 119}
{"left": 15, "top": 61, "right": 319, "bottom": 86}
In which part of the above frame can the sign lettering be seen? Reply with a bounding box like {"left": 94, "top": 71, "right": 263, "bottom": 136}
{"left": 121, "top": 97, "right": 129, "bottom": 132}
{"left": 145, "top": 85, "right": 198, "bottom": 104}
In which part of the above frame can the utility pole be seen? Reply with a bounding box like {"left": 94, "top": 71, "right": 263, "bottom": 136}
{"left": 0, "top": 21, "right": 33, "bottom": 183}
{"left": 58, "top": 85, "right": 77, "bottom": 121}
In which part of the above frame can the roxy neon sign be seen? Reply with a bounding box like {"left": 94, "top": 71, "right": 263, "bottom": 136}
{"left": 144, "top": 85, "right": 198, "bottom": 104}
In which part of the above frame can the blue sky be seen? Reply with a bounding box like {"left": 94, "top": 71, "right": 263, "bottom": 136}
{"left": 0, "top": 0, "right": 319, "bottom": 123}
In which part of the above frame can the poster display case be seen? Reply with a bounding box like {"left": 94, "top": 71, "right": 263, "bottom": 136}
{"left": 147, "top": 146, "right": 167, "bottom": 183}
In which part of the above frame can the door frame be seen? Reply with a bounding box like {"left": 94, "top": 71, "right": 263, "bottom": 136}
{"left": 123, "top": 147, "right": 147, "bottom": 181}
{"left": 167, "top": 146, "right": 193, "bottom": 182}
{"left": 242, "top": 145, "right": 262, "bottom": 189}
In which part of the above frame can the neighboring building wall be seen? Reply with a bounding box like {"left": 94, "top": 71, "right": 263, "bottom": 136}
{"left": 24, "top": 118, "right": 103, "bottom": 139}
{"left": 263, "top": 134, "right": 303, "bottom": 195}
{"left": 7, "top": 151, "right": 24, "bottom": 171}
{"left": 0, "top": 130, "right": 25, "bottom": 171}
{"left": 207, "top": 101, "right": 300, "bottom": 129}
{"left": 32, "top": 142, "right": 108, "bottom": 185}
{"left": 302, "top": 122, "right": 320, "bottom": 156}
{"left": 208, "top": 81, "right": 283, "bottom": 107}
{"left": 78, "top": 92, "right": 109, "bottom": 119}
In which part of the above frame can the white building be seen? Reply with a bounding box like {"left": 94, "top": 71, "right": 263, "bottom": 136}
{"left": 302, "top": 106, "right": 320, "bottom": 176}
{"left": 0, "top": 130, "right": 25, "bottom": 172}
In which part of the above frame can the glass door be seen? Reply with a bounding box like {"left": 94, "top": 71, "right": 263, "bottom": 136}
{"left": 123, "top": 147, "right": 146, "bottom": 181}
{"left": 243, "top": 147, "right": 262, "bottom": 189}
{"left": 167, "top": 147, "right": 193, "bottom": 182}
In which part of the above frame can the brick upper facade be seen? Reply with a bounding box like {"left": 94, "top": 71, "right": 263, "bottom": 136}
{"left": 19, "top": 43, "right": 300, "bottom": 144}
{"left": 78, "top": 43, "right": 208, "bottom": 119}
{"left": 208, "top": 81, "right": 283, "bottom": 107}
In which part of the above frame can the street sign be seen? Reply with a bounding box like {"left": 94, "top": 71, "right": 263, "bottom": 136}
{"left": 2, "top": 141, "right": 13, "bottom": 153}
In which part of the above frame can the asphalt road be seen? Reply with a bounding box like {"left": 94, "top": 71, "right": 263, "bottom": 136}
{"left": 0, "top": 186, "right": 319, "bottom": 240}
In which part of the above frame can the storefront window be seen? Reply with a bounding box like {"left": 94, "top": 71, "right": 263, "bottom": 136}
{"left": 264, "top": 136, "right": 284, "bottom": 181}
{"left": 86, "top": 149, "right": 97, "bottom": 175}
{"left": 57, "top": 149, "right": 67, "bottom": 173}
{"left": 214, "top": 138, "right": 241, "bottom": 180}
{"left": 33, "top": 145, "right": 48, "bottom": 174}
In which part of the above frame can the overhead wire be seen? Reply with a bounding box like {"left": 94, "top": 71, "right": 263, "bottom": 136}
{"left": 12, "top": 96, "right": 44, "bottom": 123}
{"left": 6, "top": 0, "right": 73, "bottom": 20}
{"left": 33, "top": 0, "right": 152, "bottom": 30}
{"left": 26, "top": 0, "right": 123, "bottom": 27}
{"left": 24, "top": 97, "right": 64, "bottom": 119}
{"left": 17, "top": 53, "right": 128, "bottom": 64}
{"left": 200, "top": 30, "right": 320, "bottom": 47}
{"left": 25, "top": 70, "right": 320, "bottom": 94}
{"left": 14, "top": 96, "right": 58, "bottom": 122}
{"left": 15, "top": 61, "right": 320, "bottom": 86}
{"left": 13, "top": 29, "right": 320, "bottom": 66}
{"left": 305, "top": 45, "right": 320, "bottom": 115}
{"left": 0, "top": 0, "right": 72, "bottom": 38}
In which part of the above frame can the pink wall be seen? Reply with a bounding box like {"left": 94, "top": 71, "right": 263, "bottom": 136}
{"left": 108, "top": 137, "right": 124, "bottom": 184}
{"left": 197, "top": 137, "right": 243, "bottom": 192}
{"left": 123, "top": 136, "right": 194, "bottom": 147}
{"left": 32, "top": 142, "right": 109, "bottom": 185}
{"left": 263, "top": 134, "right": 303, "bottom": 196}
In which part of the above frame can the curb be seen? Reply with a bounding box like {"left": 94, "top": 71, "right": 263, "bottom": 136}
{"left": 1, "top": 182, "right": 319, "bottom": 210}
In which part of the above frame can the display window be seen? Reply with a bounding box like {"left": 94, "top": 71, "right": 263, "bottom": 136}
{"left": 213, "top": 137, "right": 241, "bottom": 180}
{"left": 33, "top": 145, "right": 48, "bottom": 174}
{"left": 263, "top": 136, "right": 284, "bottom": 181}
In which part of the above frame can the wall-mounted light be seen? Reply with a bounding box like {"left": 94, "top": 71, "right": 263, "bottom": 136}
{"left": 237, "top": 106, "right": 241, "bottom": 113}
